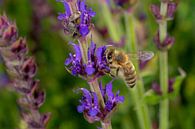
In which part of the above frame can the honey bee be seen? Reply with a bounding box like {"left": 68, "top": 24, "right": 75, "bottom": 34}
{"left": 62, "top": 11, "right": 81, "bottom": 37}
{"left": 105, "top": 46, "right": 154, "bottom": 88}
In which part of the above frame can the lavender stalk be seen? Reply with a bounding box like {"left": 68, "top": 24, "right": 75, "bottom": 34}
{"left": 79, "top": 38, "right": 111, "bottom": 129}
{"left": 0, "top": 14, "right": 50, "bottom": 129}
{"left": 57, "top": 1, "right": 125, "bottom": 129}
{"left": 151, "top": 1, "right": 177, "bottom": 129}
{"left": 159, "top": 2, "right": 169, "bottom": 129}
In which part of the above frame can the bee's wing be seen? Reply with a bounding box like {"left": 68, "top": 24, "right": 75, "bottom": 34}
{"left": 128, "top": 51, "right": 154, "bottom": 61}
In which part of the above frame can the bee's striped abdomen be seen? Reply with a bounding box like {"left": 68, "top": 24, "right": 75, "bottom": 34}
{"left": 123, "top": 62, "right": 137, "bottom": 88}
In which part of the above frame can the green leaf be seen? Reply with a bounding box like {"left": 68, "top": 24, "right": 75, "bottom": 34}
{"left": 142, "top": 90, "right": 163, "bottom": 105}
{"left": 169, "top": 68, "right": 186, "bottom": 99}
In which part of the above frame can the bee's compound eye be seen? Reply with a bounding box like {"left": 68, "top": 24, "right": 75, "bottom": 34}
{"left": 108, "top": 53, "right": 112, "bottom": 60}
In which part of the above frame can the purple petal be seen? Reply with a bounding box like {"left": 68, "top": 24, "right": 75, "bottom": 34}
{"left": 96, "top": 46, "right": 106, "bottom": 63}
{"left": 115, "top": 90, "right": 125, "bottom": 103}
{"left": 116, "top": 96, "right": 124, "bottom": 103}
{"left": 88, "top": 8, "right": 96, "bottom": 17}
{"left": 106, "top": 81, "right": 114, "bottom": 100}
{"left": 64, "top": 54, "right": 73, "bottom": 66}
{"left": 78, "top": 0, "right": 86, "bottom": 12}
{"left": 57, "top": 13, "right": 67, "bottom": 20}
{"left": 92, "top": 92, "right": 98, "bottom": 107}
{"left": 71, "top": 69, "right": 77, "bottom": 75}
{"left": 79, "top": 24, "right": 89, "bottom": 36}
{"left": 80, "top": 88, "right": 92, "bottom": 104}
{"left": 99, "top": 81, "right": 105, "bottom": 96}
{"left": 105, "top": 101, "right": 113, "bottom": 111}
{"left": 63, "top": 1, "right": 71, "bottom": 16}
{"left": 77, "top": 105, "right": 84, "bottom": 113}
{"left": 0, "top": 74, "right": 9, "bottom": 87}
{"left": 85, "top": 65, "right": 95, "bottom": 75}
{"left": 88, "top": 41, "right": 96, "bottom": 61}
{"left": 69, "top": 42, "right": 82, "bottom": 60}
{"left": 88, "top": 108, "right": 98, "bottom": 117}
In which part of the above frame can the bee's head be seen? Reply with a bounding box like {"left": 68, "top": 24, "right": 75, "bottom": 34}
{"left": 105, "top": 46, "right": 115, "bottom": 64}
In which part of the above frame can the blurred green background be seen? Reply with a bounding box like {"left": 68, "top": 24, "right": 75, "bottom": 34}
{"left": 0, "top": 0, "right": 194, "bottom": 129}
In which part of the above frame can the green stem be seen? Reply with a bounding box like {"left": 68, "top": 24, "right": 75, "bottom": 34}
{"left": 78, "top": 39, "right": 88, "bottom": 64}
{"left": 88, "top": 79, "right": 105, "bottom": 109}
{"left": 99, "top": 1, "right": 121, "bottom": 42}
{"left": 101, "top": 121, "right": 113, "bottom": 129}
{"left": 125, "top": 13, "right": 152, "bottom": 129}
{"left": 159, "top": 2, "right": 169, "bottom": 129}
{"left": 159, "top": 51, "right": 168, "bottom": 129}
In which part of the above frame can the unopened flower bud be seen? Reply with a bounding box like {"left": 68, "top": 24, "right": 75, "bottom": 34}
{"left": 11, "top": 38, "right": 27, "bottom": 55}
{"left": 150, "top": 4, "right": 162, "bottom": 21}
{"left": 0, "top": 14, "right": 50, "bottom": 128}
{"left": 2, "top": 24, "right": 17, "bottom": 42}
{"left": 22, "top": 58, "right": 37, "bottom": 78}
{"left": 167, "top": 2, "right": 177, "bottom": 20}
{"left": 41, "top": 113, "right": 51, "bottom": 126}
{"left": 32, "top": 88, "right": 45, "bottom": 109}
{"left": 0, "top": 15, "right": 8, "bottom": 31}
{"left": 153, "top": 31, "right": 175, "bottom": 51}
{"left": 152, "top": 79, "right": 175, "bottom": 95}
{"left": 151, "top": 2, "right": 177, "bottom": 22}
{"left": 22, "top": 113, "right": 44, "bottom": 129}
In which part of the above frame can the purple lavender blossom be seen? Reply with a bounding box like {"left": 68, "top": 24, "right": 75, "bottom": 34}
{"left": 57, "top": 0, "right": 95, "bottom": 37}
{"left": 103, "top": 81, "right": 124, "bottom": 111}
{"left": 77, "top": 80, "right": 124, "bottom": 123}
{"left": 65, "top": 41, "right": 110, "bottom": 80}
{"left": 77, "top": 88, "right": 101, "bottom": 122}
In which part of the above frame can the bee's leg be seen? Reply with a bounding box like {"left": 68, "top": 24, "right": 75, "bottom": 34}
{"left": 116, "top": 67, "right": 120, "bottom": 76}
{"left": 110, "top": 73, "right": 116, "bottom": 77}
{"left": 109, "top": 65, "right": 117, "bottom": 77}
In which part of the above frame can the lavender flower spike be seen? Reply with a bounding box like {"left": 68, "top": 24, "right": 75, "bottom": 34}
{"left": 77, "top": 80, "right": 124, "bottom": 123}
{"left": 57, "top": 0, "right": 95, "bottom": 37}
{"left": 0, "top": 14, "right": 50, "bottom": 129}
